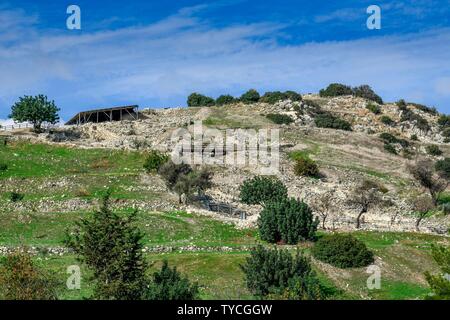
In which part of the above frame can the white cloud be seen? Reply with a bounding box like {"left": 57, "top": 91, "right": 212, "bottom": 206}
{"left": 0, "top": 5, "right": 450, "bottom": 116}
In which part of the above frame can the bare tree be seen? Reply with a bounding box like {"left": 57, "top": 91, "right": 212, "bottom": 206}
{"left": 311, "top": 191, "right": 335, "bottom": 229}
{"left": 412, "top": 196, "right": 434, "bottom": 231}
{"left": 348, "top": 180, "right": 381, "bottom": 229}
{"left": 409, "top": 160, "right": 448, "bottom": 206}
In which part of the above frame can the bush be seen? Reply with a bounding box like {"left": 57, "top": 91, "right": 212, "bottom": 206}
{"left": 0, "top": 163, "right": 7, "bottom": 171}
{"left": 9, "top": 192, "right": 24, "bottom": 202}
{"left": 435, "top": 158, "right": 450, "bottom": 179}
{"left": 240, "top": 89, "right": 260, "bottom": 104}
{"left": 240, "top": 246, "right": 322, "bottom": 298}
{"left": 366, "top": 103, "right": 381, "bottom": 114}
{"left": 311, "top": 234, "right": 374, "bottom": 268}
{"left": 424, "top": 245, "right": 450, "bottom": 299}
{"left": 158, "top": 161, "right": 193, "bottom": 189}
{"left": 143, "top": 150, "right": 169, "bottom": 172}
{"left": 426, "top": 145, "right": 443, "bottom": 156}
{"left": 410, "top": 102, "right": 437, "bottom": 115}
{"left": 260, "top": 91, "right": 302, "bottom": 104}
{"left": 266, "top": 113, "right": 294, "bottom": 125}
{"left": 258, "top": 197, "right": 318, "bottom": 244}
{"left": 384, "top": 143, "right": 397, "bottom": 154}
{"left": 239, "top": 176, "right": 287, "bottom": 205}
{"left": 314, "top": 113, "right": 352, "bottom": 131}
{"left": 146, "top": 260, "right": 199, "bottom": 300}
{"left": 353, "top": 85, "right": 383, "bottom": 104}
{"left": 438, "top": 115, "right": 450, "bottom": 127}
{"left": 0, "top": 250, "right": 57, "bottom": 300}
{"left": 319, "top": 83, "right": 353, "bottom": 97}
{"left": 400, "top": 108, "right": 430, "bottom": 131}
{"left": 442, "top": 128, "right": 450, "bottom": 138}
{"left": 379, "top": 132, "right": 409, "bottom": 148}
{"left": 187, "top": 93, "right": 215, "bottom": 107}
{"left": 411, "top": 134, "right": 418, "bottom": 141}
{"left": 380, "top": 115, "right": 394, "bottom": 126}
{"left": 294, "top": 157, "right": 319, "bottom": 177}
{"left": 215, "top": 94, "right": 236, "bottom": 106}
{"left": 396, "top": 99, "right": 407, "bottom": 109}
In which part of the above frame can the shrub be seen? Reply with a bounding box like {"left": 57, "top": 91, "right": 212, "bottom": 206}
{"left": 9, "top": 192, "right": 24, "bottom": 202}
{"left": 426, "top": 145, "right": 443, "bottom": 156}
{"left": 438, "top": 115, "right": 450, "bottom": 127}
{"left": 442, "top": 128, "right": 450, "bottom": 138}
{"left": 260, "top": 91, "right": 302, "bottom": 104}
{"left": 158, "top": 161, "right": 193, "bottom": 189}
{"left": 366, "top": 103, "right": 381, "bottom": 114}
{"left": 173, "top": 168, "right": 213, "bottom": 203}
{"left": 353, "top": 85, "right": 383, "bottom": 104}
{"left": 265, "top": 113, "right": 294, "bottom": 125}
{"left": 424, "top": 245, "right": 450, "bottom": 299}
{"left": 440, "top": 202, "right": 450, "bottom": 215}
{"left": 294, "top": 157, "right": 319, "bottom": 177}
{"left": 240, "top": 89, "right": 260, "bottom": 104}
{"left": 400, "top": 108, "right": 430, "bottom": 131}
{"left": 0, "top": 250, "right": 57, "bottom": 300}
{"left": 311, "top": 234, "right": 374, "bottom": 268}
{"left": 239, "top": 176, "right": 287, "bottom": 205}
{"left": 215, "top": 94, "right": 236, "bottom": 106}
{"left": 0, "top": 163, "right": 7, "bottom": 171}
{"left": 143, "top": 150, "right": 169, "bottom": 172}
{"left": 65, "top": 193, "right": 148, "bottom": 300}
{"left": 396, "top": 99, "right": 407, "bottom": 109}
{"left": 146, "top": 260, "right": 199, "bottom": 300}
{"left": 187, "top": 93, "right": 215, "bottom": 107}
{"left": 379, "top": 132, "right": 409, "bottom": 147}
{"left": 410, "top": 102, "right": 437, "bottom": 115}
{"left": 319, "top": 83, "right": 353, "bottom": 97}
{"left": 240, "top": 246, "right": 322, "bottom": 298}
{"left": 314, "top": 113, "right": 352, "bottom": 131}
{"left": 384, "top": 143, "right": 397, "bottom": 154}
{"left": 258, "top": 197, "right": 318, "bottom": 244}
{"left": 411, "top": 134, "right": 418, "bottom": 141}
{"left": 380, "top": 115, "right": 394, "bottom": 126}
{"left": 435, "top": 158, "right": 450, "bottom": 179}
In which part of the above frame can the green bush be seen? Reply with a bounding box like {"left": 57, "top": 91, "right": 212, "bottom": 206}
{"left": 411, "top": 134, "right": 418, "bottom": 141}
{"left": 379, "top": 132, "right": 409, "bottom": 148}
{"left": 0, "top": 163, "right": 7, "bottom": 172}
{"left": 258, "top": 197, "right": 318, "bottom": 244}
{"left": 380, "top": 115, "right": 394, "bottom": 126}
{"left": 396, "top": 99, "right": 407, "bottom": 109}
{"left": 442, "top": 128, "right": 450, "bottom": 138}
{"left": 353, "top": 85, "right": 383, "bottom": 104}
{"left": 143, "top": 150, "right": 169, "bottom": 172}
{"left": 438, "top": 115, "right": 450, "bottom": 127}
{"left": 9, "top": 192, "right": 24, "bottom": 202}
{"left": 158, "top": 161, "right": 193, "bottom": 189}
{"left": 311, "top": 234, "right": 374, "bottom": 268}
{"left": 240, "top": 246, "right": 322, "bottom": 298}
{"left": 426, "top": 145, "right": 443, "bottom": 156}
{"left": 400, "top": 108, "right": 430, "bottom": 131}
{"left": 240, "top": 89, "right": 260, "bottom": 104}
{"left": 260, "top": 91, "right": 302, "bottom": 104}
{"left": 265, "top": 113, "right": 294, "bottom": 125}
{"left": 319, "top": 83, "right": 353, "bottom": 97}
{"left": 384, "top": 143, "right": 397, "bottom": 154}
{"left": 435, "top": 158, "right": 450, "bottom": 179}
{"left": 410, "top": 103, "right": 437, "bottom": 115}
{"left": 187, "top": 93, "right": 215, "bottom": 107}
{"left": 215, "top": 94, "right": 236, "bottom": 106}
{"left": 239, "top": 176, "right": 287, "bottom": 205}
{"left": 146, "top": 260, "right": 199, "bottom": 300}
{"left": 366, "top": 103, "right": 381, "bottom": 114}
{"left": 294, "top": 157, "right": 319, "bottom": 177}
{"left": 314, "top": 113, "right": 352, "bottom": 131}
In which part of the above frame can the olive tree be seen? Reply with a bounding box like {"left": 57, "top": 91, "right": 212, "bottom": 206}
{"left": 10, "top": 95, "right": 60, "bottom": 132}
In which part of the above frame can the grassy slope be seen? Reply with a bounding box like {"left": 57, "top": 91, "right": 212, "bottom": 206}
{"left": 0, "top": 141, "right": 448, "bottom": 300}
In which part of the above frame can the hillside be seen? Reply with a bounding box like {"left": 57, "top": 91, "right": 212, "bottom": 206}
{"left": 1, "top": 93, "right": 449, "bottom": 300}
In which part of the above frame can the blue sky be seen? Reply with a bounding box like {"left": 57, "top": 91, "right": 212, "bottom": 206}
{"left": 1, "top": 0, "right": 450, "bottom": 122}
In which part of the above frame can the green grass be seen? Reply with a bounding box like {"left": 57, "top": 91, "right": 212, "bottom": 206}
{"left": 0, "top": 142, "right": 144, "bottom": 179}
{"left": 368, "top": 280, "right": 429, "bottom": 300}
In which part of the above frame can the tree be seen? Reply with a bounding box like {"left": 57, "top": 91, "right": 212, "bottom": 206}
{"left": 65, "top": 193, "right": 148, "bottom": 300}
{"left": 239, "top": 176, "right": 288, "bottom": 205}
{"left": 412, "top": 196, "right": 434, "bottom": 231}
{"left": 0, "top": 250, "right": 57, "bottom": 300}
{"left": 425, "top": 245, "right": 450, "bottom": 300}
{"left": 10, "top": 95, "right": 60, "bottom": 132}
{"left": 240, "top": 245, "right": 322, "bottom": 299}
{"left": 311, "top": 191, "right": 335, "bottom": 229}
{"left": 215, "top": 94, "right": 236, "bottom": 106}
{"left": 409, "top": 160, "right": 448, "bottom": 206}
{"left": 435, "top": 158, "right": 450, "bottom": 179}
{"left": 187, "top": 93, "right": 215, "bottom": 107}
{"left": 158, "top": 161, "right": 193, "bottom": 189}
{"left": 173, "top": 168, "right": 213, "bottom": 203}
{"left": 319, "top": 83, "right": 353, "bottom": 97}
{"left": 347, "top": 180, "right": 381, "bottom": 229}
{"left": 146, "top": 260, "right": 199, "bottom": 300}
{"left": 258, "top": 197, "right": 318, "bottom": 244}
{"left": 240, "top": 89, "right": 260, "bottom": 104}
{"left": 352, "top": 85, "right": 383, "bottom": 104}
